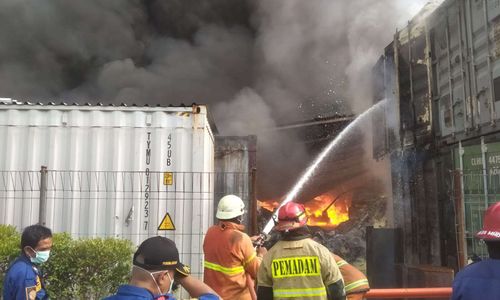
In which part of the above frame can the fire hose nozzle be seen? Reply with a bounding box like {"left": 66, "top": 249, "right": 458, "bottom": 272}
{"left": 252, "top": 233, "right": 269, "bottom": 248}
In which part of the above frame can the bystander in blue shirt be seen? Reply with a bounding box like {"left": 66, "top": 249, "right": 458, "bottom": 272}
{"left": 3, "top": 255, "right": 49, "bottom": 300}
{"left": 451, "top": 259, "right": 500, "bottom": 299}
{"left": 103, "top": 284, "right": 219, "bottom": 300}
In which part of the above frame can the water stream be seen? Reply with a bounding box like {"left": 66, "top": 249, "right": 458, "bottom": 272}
{"left": 262, "top": 99, "right": 386, "bottom": 234}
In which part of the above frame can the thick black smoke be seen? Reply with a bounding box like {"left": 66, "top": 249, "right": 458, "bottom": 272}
{"left": 0, "top": 0, "right": 426, "bottom": 198}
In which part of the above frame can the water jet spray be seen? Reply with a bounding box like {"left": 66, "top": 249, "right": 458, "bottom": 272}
{"left": 260, "top": 100, "right": 386, "bottom": 237}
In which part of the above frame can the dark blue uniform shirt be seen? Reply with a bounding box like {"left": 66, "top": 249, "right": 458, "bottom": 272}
{"left": 2, "top": 255, "right": 48, "bottom": 300}
{"left": 102, "top": 284, "right": 219, "bottom": 300}
{"left": 451, "top": 258, "right": 500, "bottom": 300}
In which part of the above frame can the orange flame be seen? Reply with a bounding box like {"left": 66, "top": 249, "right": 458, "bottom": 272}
{"left": 304, "top": 194, "right": 350, "bottom": 228}
{"left": 257, "top": 192, "right": 350, "bottom": 229}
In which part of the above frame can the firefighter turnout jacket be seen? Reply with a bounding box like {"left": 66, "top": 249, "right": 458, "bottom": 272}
{"left": 333, "top": 255, "right": 369, "bottom": 300}
{"left": 257, "top": 237, "right": 344, "bottom": 299}
{"left": 203, "top": 221, "right": 262, "bottom": 300}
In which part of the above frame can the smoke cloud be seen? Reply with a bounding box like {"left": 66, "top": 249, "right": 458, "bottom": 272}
{"left": 0, "top": 0, "right": 427, "bottom": 197}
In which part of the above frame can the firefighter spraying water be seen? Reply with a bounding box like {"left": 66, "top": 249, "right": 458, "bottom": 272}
{"left": 257, "top": 202, "right": 346, "bottom": 300}
{"left": 203, "top": 195, "right": 266, "bottom": 300}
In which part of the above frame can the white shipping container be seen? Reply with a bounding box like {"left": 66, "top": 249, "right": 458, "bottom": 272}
{"left": 0, "top": 103, "right": 215, "bottom": 277}
{"left": 0, "top": 104, "right": 214, "bottom": 172}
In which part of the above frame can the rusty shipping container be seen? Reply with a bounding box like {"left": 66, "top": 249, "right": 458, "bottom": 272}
{"left": 215, "top": 135, "right": 257, "bottom": 233}
{"left": 374, "top": 0, "right": 500, "bottom": 147}
{"left": 370, "top": 0, "right": 500, "bottom": 272}
{"left": 430, "top": 0, "right": 500, "bottom": 140}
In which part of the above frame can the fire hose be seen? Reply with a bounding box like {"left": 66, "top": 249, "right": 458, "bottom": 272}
{"left": 364, "top": 287, "right": 452, "bottom": 298}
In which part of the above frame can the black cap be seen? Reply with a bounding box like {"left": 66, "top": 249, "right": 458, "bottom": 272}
{"left": 133, "top": 236, "right": 190, "bottom": 277}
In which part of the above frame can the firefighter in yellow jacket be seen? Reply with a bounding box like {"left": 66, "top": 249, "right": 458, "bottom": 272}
{"left": 312, "top": 232, "right": 370, "bottom": 300}
{"left": 257, "top": 202, "right": 346, "bottom": 300}
{"left": 333, "top": 255, "right": 369, "bottom": 300}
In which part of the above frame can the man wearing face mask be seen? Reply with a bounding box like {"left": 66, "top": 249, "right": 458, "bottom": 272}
{"left": 103, "top": 236, "right": 219, "bottom": 300}
{"left": 3, "top": 224, "right": 53, "bottom": 300}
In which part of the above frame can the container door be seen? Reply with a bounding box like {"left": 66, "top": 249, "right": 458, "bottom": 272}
{"left": 454, "top": 141, "right": 500, "bottom": 259}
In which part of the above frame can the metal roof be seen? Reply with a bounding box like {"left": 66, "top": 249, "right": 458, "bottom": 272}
{"left": 0, "top": 98, "right": 203, "bottom": 108}
{"left": 0, "top": 98, "right": 219, "bottom": 134}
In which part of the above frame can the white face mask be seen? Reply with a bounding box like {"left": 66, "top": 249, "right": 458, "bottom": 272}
{"left": 134, "top": 266, "right": 174, "bottom": 297}
{"left": 28, "top": 247, "right": 50, "bottom": 265}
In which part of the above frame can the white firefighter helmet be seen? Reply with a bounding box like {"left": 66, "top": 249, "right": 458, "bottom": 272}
{"left": 216, "top": 195, "right": 245, "bottom": 220}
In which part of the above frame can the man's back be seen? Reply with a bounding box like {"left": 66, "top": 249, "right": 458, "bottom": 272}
{"left": 451, "top": 259, "right": 500, "bottom": 299}
{"left": 203, "top": 222, "right": 260, "bottom": 300}
{"left": 102, "top": 285, "right": 155, "bottom": 300}
{"left": 102, "top": 284, "right": 220, "bottom": 300}
{"left": 257, "top": 238, "right": 343, "bottom": 300}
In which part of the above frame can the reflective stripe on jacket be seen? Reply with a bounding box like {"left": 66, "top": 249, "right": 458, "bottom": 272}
{"left": 333, "top": 254, "right": 369, "bottom": 295}
{"left": 203, "top": 221, "right": 261, "bottom": 300}
{"left": 257, "top": 238, "right": 343, "bottom": 300}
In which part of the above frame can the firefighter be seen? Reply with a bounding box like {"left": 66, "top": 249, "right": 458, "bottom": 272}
{"left": 257, "top": 202, "right": 346, "bottom": 300}
{"left": 451, "top": 201, "right": 500, "bottom": 299}
{"left": 332, "top": 255, "right": 369, "bottom": 300}
{"left": 312, "top": 233, "right": 370, "bottom": 300}
{"left": 2, "top": 224, "right": 52, "bottom": 300}
{"left": 203, "top": 195, "right": 267, "bottom": 300}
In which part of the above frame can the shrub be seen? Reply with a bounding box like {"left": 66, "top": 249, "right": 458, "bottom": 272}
{"left": 43, "top": 232, "right": 80, "bottom": 299}
{"left": 0, "top": 225, "right": 134, "bottom": 299}
{"left": 0, "top": 225, "right": 20, "bottom": 291}
{"left": 48, "top": 237, "right": 133, "bottom": 299}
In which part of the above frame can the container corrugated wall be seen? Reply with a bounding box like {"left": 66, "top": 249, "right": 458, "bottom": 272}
{"left": 373, "top": 0, "right": 500, "bottom": 268}
{"left": 0, "top": 104, "right": 215, "bottom": 277}
{"left": 0, "top": 105, "right": 214, "bottom": 172}
{"left": 215, "top": 135, "right": 257, "bottom": 232}
{"left": 430, "top": 0, "right": 500, "bottom": 139}
{"left": 376, "top": 0, "right": 500, "bottom": 144}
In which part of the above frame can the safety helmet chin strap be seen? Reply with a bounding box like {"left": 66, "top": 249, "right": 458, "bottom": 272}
{"left": 236, "top": 214, "right": 244, "bottom": 224}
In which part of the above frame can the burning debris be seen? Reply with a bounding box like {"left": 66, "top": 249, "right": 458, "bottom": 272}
{"left": 258, "top": 191, "right": 351, "bottom": 229}
{"left": 305, "top": 193, "right": 350, "bottom": 228}
{"left": 315, "top": 192, "right": 387, "bottom": 269}
{"left": 257, "top": 178, "right": 388, "bottom": 271}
